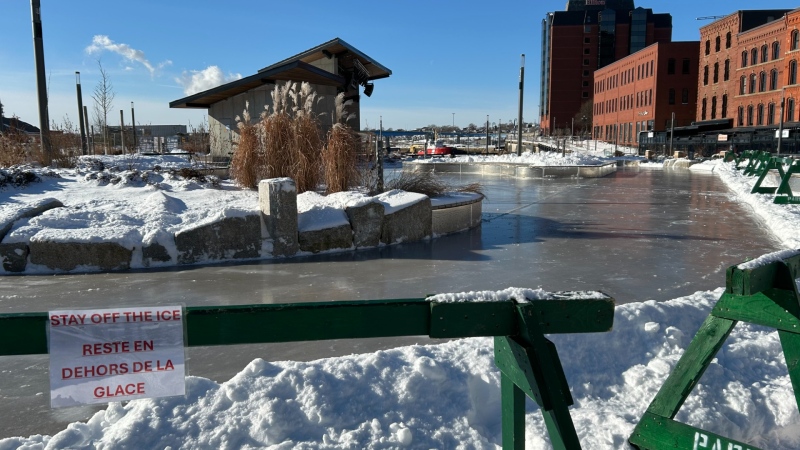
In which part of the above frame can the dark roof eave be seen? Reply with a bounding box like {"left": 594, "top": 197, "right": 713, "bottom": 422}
{"left": 170, "top": 60, "right": 346, "bottom": 109}
{"left": 258, "top": 37, "right": 392, "bottom": 80}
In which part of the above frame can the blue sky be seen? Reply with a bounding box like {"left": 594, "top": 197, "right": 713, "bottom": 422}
{"left": 1, "top": 1, "right": 798, "bottom": 131}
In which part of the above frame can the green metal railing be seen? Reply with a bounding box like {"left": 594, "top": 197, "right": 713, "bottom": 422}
{"left": 629, "top": 252, "right": 800, "bottom": 450}
{"left": 0, "top": 294, "right": 615, "bottom": 449}
{"left": 734, "top": 151, "right": 800, "bottom": 204}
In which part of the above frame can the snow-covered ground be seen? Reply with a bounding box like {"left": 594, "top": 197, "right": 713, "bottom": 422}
{"left": 2, "top": 153, "right": 800, "bottom": 449}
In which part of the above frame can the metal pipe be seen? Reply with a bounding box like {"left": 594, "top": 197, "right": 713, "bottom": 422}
{"left": 131, "top": 102, "right": 137, "bottom": 153}
{"left": 669, "top": 112, "right": 675, "bottom": 155}
{"left": 777, "top": 87, "right": 785, "bottom": 156}
{"left": 119, "top": 110, "right": 125, "bottom": 152}
{"left": 486, "top": 115, "right": 489, "bottom": 154}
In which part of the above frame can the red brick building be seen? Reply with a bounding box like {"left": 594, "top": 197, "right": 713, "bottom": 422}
{"left": 697, "top": 10, "right": 792, "bottom": 130}
{"left": 539, "top": 0, "right": 672, "bottom": 136}
{"left": 592, "top": 41, "right": 700, "bottom": 147}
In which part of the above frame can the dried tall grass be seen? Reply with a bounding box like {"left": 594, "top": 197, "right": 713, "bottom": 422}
{"left": 230, "top": 103, "right": 261, "bottom": 188}
{"left": 322, "top": 93, "right": 358, "bottom": 194}
{"left": 385, "top": 169, "right": 485, "bottom": 198}
{"left": 0, "top": 122, "right": 34, "bottom": 167}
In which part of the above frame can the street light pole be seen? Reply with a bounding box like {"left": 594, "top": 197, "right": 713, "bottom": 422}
{"left": 517, "top": 54, "right": 525, "bottom": 156}
{"left": 75, "top": 72, "right": 87, "bottom": 155}
{"left": 30, "top": 0, "right": 52, "bottom": 164}
{"left": 669, "top": 111, "right": 675, "bottom": 155}
{"left": 485, "top": 115, "right": 489, "bottom": 154}
{"left": 777, "top": 87, "right": 786, "bottom": 156}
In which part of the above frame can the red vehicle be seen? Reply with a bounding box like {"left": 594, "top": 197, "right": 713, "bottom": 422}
{"left": 416, "top": 140, "right": 455, "bottom": 157}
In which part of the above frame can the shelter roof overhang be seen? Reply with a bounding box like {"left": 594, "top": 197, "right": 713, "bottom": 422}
{"left": 259, "top": 37, "right": 391, "bottom": 81}
{"left": 170, "top": 60, "right": 345, "bottom": 109}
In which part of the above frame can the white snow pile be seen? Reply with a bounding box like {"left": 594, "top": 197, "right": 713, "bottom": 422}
{"left": 429, "top": 287, "right": 609, "bottom": 303}
{"left": 3, "top": 289, "right": 800, "bottom": 449}
{"left": 410, "top": 150, "right": 608, "bottom": 166}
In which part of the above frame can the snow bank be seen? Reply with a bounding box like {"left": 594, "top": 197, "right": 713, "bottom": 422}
{"left": 4, "top": 289, "right": 799, "bottom": 449}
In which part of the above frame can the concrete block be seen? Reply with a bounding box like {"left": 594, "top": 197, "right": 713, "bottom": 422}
{"left": 298, "top": 223, "right": 353, "bottom": 253}
{"left": 142, "top": 241, "right": 173, "bottom": 267}
{"left": 29, "top": 240, "right": 132, "bottom": 272}
{"left": 259, "top": 178, "right": 299, "bottom": 257}
{"left": 0, "top": 243, "right": 28, "bottom": 272}
{"left": 345, "top": 202, "right": 384, "bottom": 248}
{"left": 176, "top": 214, "right": 260, "bottom": 264}
{"left": 381, "top": 197, "right": 432, "bottom": 244}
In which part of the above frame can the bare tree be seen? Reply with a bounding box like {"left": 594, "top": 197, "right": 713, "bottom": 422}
{"left": 92, "top": 60, "right": 115, "bottom": 154}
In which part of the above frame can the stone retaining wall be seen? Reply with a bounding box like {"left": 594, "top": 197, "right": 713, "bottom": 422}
{"left": 409, "top": 161, "right": 617, "bottom": 178}
{"left": 0, "top": 179, "right": 483, "bottom": 274}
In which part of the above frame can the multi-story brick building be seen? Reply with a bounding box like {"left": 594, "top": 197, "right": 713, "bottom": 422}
{"left": 593, "top": 41, "right": 699, "bottom": 147}
{"left": 539, "top": 0, "right": 672, "bottom": 136}
{"left": 697, "top": 10, "right": 792, "bottom": 129}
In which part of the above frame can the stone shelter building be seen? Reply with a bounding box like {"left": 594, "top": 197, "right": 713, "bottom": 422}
{"left": 170, "top": 38, "right": 391, "bottom": 160}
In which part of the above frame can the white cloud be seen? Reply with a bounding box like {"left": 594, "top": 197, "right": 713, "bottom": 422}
{"left": 176, "top": 66, "right": 242, "bottom": 96}
{"left": 85, "top": 35, "right": 171, "bottom": 77}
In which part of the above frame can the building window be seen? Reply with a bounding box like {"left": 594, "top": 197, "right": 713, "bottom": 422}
{"left": 711, "top": 96, "right": 717, "bottom": 119}
{"left": 669, "top": 88, "right": 675, "bottom": 105}
{"left": 583, "top": 59, "right": 590, "bottom": 66}
{"left": 722, "top": 94, "right": 728, "bottom": 118}
{"left": 738, "top": 106, "right": 744, "bottom": 126}
{"left": 790, "top": 60, "right": 798, "bottom": 84}
{"left": 584, "top": 37, "right": 591, "bottom": 44}
{"left": 770, "top": 69, "right": 778, "bottom": 90}
{"left": 751, "top": 48, "right": 758, "bottom": 65}
{"left": 701, "top": 98, "right": 707, "bottom": 120}
{"left": 747, "top": 105, "right": 754, "bottom": 125}
{"left": 740, "top": 76, "right": 746, "bottom": 95}
{"left": 682, "top": 58, "right": 690, "bottom": 74}
{"left": 773, "top": 41, "right": 780, "bottom": 60}
{"left": 668, "top": 58, "right": 675, "bottom": 74}
{"left": 682, "top": 88, "right": 689, "bottom": 104}
{"left": 713, "top": 63, "right": 719, "bottom": 84}
{"left": 726, "top": 32, "right": 732, "bottom": 49}
{"left": 583, "top": 70, "right": 590, "bottom": 77}
{"left": 761, "top": 45, "right": 768, "bottom": 63}
{"left": 757, "top": 104, "right": 764, "bottom": 125}
{"left": 715, "top": 36, "right": 721, "bottom": 52}
{"left": 793, "top": 30, "right": 800, "bottom": 51}
{"left": 583, "top": 91, "right": 589, "bottom": 98}
{"left": 742, "top": 51, "right": 748, "bottom": 67}
{"left": 583, "top": 80, "right": 589, "bottom": 87}
{"left": 750, "top": 73, "right": 757, "bottom": 93}
{"left": 705, "top": 40, "right": 710, "bottom": 55}
{"left": 788, "top": 98, "right": 796, "bottom": 121}
{"left": 703, "top": 65, "right": 709, "bottom": 85}
{"left": 759, "top": 71, "right": 767, "bottom": 92}
{"left": 584, "top": 48, "right": 591, "bottom": 54}
{"left": 768, "top": 103, "right": 775, "bottom": 124}
{"left": 724, "top": 59, "right": 730, "bottom": 81}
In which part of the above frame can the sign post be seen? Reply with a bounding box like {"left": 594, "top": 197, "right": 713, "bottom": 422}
{"left": 48, "top": 306, "right": 185, "bottom": 408}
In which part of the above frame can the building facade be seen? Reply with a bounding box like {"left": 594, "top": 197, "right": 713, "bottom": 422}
{"left": 593, "top": 41, "right": 700, "bottom": 147}
{"left": 170, "top": 38, "right": 391, "bottom": 159}
{"left": 697, "top": 10, "right": 792, "bottom": 130}
{"left": 539, "top": 0, "right": 672, "bottom": 136}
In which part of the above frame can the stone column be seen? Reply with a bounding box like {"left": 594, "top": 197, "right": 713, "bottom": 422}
{"left": 259, "top": 178, "right": 299, "bottom": 257}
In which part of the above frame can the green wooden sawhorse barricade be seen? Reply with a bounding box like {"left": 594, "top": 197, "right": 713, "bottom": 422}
{"left": 773, "top": 158, "right": 800, "bottom": 205}
{"left": 629, "top": 250, "right": 800, "bottom": 450}
{"left": 749, "top": 156, "right": 793, "bottom": 195}
{"left": 733, "top": 150, "right": 761, "bottom": 172}
{"left": 0, "top": 293, "right": 615, "bottom": 449}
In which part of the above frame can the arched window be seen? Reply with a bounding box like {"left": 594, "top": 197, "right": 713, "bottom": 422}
{"left": 703, "top": 65, "right": 709, "bottom": 85}
{"left": 713, "top": 62, "right": 719, "bottom": 83}
{"left": 722, "top": 94, "right": 728, "bottom": 118}
{"left": 790, "top": 60, "right": 798, "bottom": 85}
{"left": 715, "top": 36, "right": 721, "bottom": 52}
{"left": 742, "top": 51, "right": 748, "bottom": 67}
{"left": 726, "top": 32, "right": 732, "bottom": 49}
{"left": 705, "top": 40, "right": 711, "bottom": 55}
{"left": 759, "top": 71, "right": 767, "bottom": 92}
{"left": 751, "top": 48, "right": 758, "bottom": 65}
{"left": 701, "top": 98, "right": 707, "bottom": 120}
{"left": 761, "top": 45, "right": 768, "bottom": 63}
{"left": 740, "top": 76, "right": 747, "bottom": 95}
{"left": 711, "top": 96, "right": 717, "bottom": 119}
{"left": 747, "top": 105, "right": 754, "bottom": 125}
{"left": 768, "top": 103, "right": 775, "bottom": 125}
{"left": 724, "top": 59, "right": 730, "bottom": 81}
{"left": 793, "top": 30, "right": 800, "bottom": 51}
{"left": 770, "top": 69, "right": 778, "bottom": 90}
{"left": 738, "top": 106, "right": 744, "bottom": 126}
{"left": 788, "top": 98, "right": 796, "bottom": 122}
{"left": 757, "top": 104, "right": 764, "bottom": 125}
{"left": 773, "top": 41, "right": 780, "bottom": 60}
{"left": 750, "top": 73, "right": 757, "bottom": 93}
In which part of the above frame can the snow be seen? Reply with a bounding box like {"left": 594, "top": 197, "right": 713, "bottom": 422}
{"left": 409, "top": 150, "right": 610, "bottom": 166}
{"left": 3, "top": 153, "right": 800, "bottom": 449}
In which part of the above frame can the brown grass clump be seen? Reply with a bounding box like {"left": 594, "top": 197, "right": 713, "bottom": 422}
{"left": 322, "top": 93, "right": 358, "bottom": 194}
{"left": 0, "top": 122, "right": 33, "bottom": 167}
{"left": 230, "top": 103, "right": 261, "bottom": 188}
{"left": 385, "top": 169, "right": 485, "bottom": 198}
{"left": 287, "top": 82, "right": 322, "bottom": 193}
